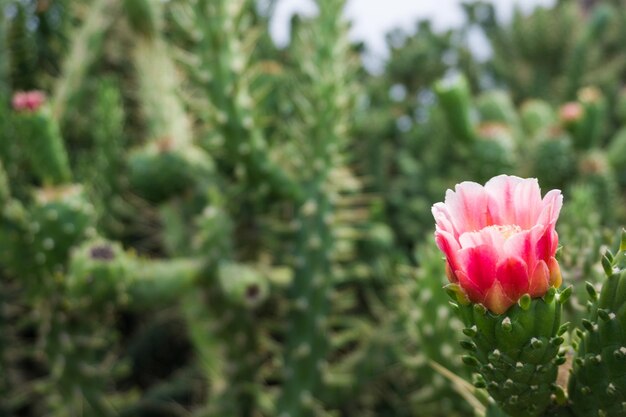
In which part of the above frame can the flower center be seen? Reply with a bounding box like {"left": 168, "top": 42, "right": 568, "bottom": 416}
{"left": 488, "top": 224, "right": 522, "bottom": 239}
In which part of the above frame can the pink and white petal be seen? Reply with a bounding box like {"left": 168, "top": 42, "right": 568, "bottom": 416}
{"left": 435, "top": 230, "right": 462, "bottom": 272}
{"left": 548, "top": 257, "right": 562, "bottom": 288}
{"left": 497, "top": 257, "right": 529, "bottom": 302}
{"left": 459, "top": 227, "right": 506, "bottom": 258}
{"left": 503, "top": 228, "right": 537, "bottom": 271}
{"left": 536, "top": 190, "right": 563, "bottom": 227}
{"left": 444, "top": 182, "right": 490, "bottom": 234}
{"left": 535, "top": 228, "right": 559, "bottom": 263}
{"left": 485, "top": 175, "right": 524, "bottom": 225}
{"left": 459, "top": 226, "right": 505, "bottom": 248}
{"left": 529, "top": 260, "right": 550, "bottom": 297}
{"left": 457, "top": 244, "right": 498, "bottom": 297}
{"left": 432, "top": 202, "right": 458, "bottom": 237}
{"left": 484, "top": 281, "right": 515, "bottom": 315}
{"left": 513, "top": 178, "right": 543, "bottom": 229}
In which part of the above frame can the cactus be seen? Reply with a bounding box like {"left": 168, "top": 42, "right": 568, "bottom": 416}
{"left": 171, "top": 0, "right": 301, "bottom": 201}
{"left": 4, "top": 0, "right": 626, "bottom": 416}
{"left": 476, "top": 90, "right": 520, "bottom": 128}
{"left": 128, "top": 141, "right": 213, "bottom": 203}
{"left": 66, "top": 238, "right": 130, "bottom": 306}
{"left": 560, "top": 87, "right": 608, "bottom": 150}
{"left": 434, "top": 75, "right": 476, "bottom": 143}
{"left": 7, "top": 2, "right": 38, "bottom": 90}
{"left": 27, "top": 185, "right": 96, "bottom": 277}
{"left": 568, "top": 235, "right": 626, "bottom": 416}
{"left": 530, "top": 131, "right": 577, "bottom": 191}
{"left": 13, "top": 97, "right": 72, "bottom": 185}
{"left": 51, "top": 0, "right": 118, "bottom": 120}
{"left": 277, "top": 0, "right": 359, "bottom": 415}
{"left": 471, "top": 123, "right": 516, "bottom": 183}
{"left": 520, "top": 99, "right": 556, "bottom": 138}
{"left": 608, "top": 127, "right": 626, "bottom": 188}
{"left": 451, "top": 290, "right": 568, "bottom": 417}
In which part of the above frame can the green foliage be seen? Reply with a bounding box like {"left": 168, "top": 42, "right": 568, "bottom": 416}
{"left": 2, "top": 1, "right": 626, "bottom": 416}
{"left": 569, "top": 241, "right": 626, "bottom": 416}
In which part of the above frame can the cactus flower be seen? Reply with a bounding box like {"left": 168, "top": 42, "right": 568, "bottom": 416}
{"left": 432, "top": 175, "right": 562, "bottom": 314}
{"left": 11, "top": 90, "right": 46, "bottom": 112}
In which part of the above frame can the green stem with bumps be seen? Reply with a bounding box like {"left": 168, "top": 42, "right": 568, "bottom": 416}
{"left": 448, "top": 287, "right": 570, "bottom": 417}
{"left": 278, "top": 0, "right": 356, "bottom": 415}
{"left": 568, "top": 235, "right": 626, "bottom": 417}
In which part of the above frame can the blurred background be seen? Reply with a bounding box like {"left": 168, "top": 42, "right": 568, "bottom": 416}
{"left": 1, "top": 0, "right": 625, "bottom": 416}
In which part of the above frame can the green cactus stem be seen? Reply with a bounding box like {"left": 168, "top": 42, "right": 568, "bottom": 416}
{"left": 476, "top": 90, "right": 520, "bottom": 128}
{"left": 569, "top": 236, "right": 626, "bottom": 417}
{"left": 28, "top": 185, "right": 96, "bottom": 278}
{"left": 565, "top": 5, "right": 612, "bottom": 100}
{"left": 130, "top": 0, "right": 192, "bottom": 147}
{"left": 572, "top": 87, "right": 607, "bottom": 150}
{"left": 66, "top": 239, "right": 131, "bottom": 307}
{"left": 7, "top": 2, "right": 37, "bottom": 90}
{"left": 218, "top": 262, "right": 269, "bottom": 309}
{"left": 448, "top": 287, "right": 569, "bottom": 417}
{"left": 176, "top": 0, "right": 301, "bottom": 201}
{"left": 278, "top": 0, "right": 356, "bottom": 414}
{"left": 14, "top": 105, "right": 72, "bottom": 185}
{"left": 530, "top": 132, "right": 576, "bottom": 191}
{"left": 608, "top": 127, "right": 626, "bottom": 188}
{"left": 126, "top": 257, "right": 203, "bottom": 310}
{"left": 472, "top": 123, "right": 516, "bottom": 182}
{"left": 520, "top": 99, "right": 556, "bottom": 138}
{"left": 435, "top": 75, "right": 476, "bottom": 143}
{"left": 128, "top": 141, "right": 214, "bottom": 204}
{"left": 51, "top": 0, "right": 118, "bottom": 120}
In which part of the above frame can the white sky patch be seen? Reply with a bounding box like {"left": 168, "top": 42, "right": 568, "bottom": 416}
{"left": 271, "top": 0, "right": 556, "bottom": 71}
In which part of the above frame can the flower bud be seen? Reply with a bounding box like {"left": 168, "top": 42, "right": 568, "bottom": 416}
{"left": 12, "top": 90, "right": 46, "bottom": 112}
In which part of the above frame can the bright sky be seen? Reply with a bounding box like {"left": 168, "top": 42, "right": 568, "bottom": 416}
{"left": 271, "top": 0, "right": 555, "bottom": 71}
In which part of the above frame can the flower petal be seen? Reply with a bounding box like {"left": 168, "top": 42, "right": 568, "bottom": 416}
{"left": 513, "top": 178, "right": 543, "bottom": 229}
{"left": 484, "top": 281, "right": 514, "bottom": 314}
{"left": 445, "top": 262, "right": 458, "bottom": 283}
{"left": 435, "top": 230, "right": 461, "bottom": 274}
{"left": 456, "top": 270, "right": 484, "bottom": 302}
{"left": 529, "top": 260, "right": 550, "bottom": 297}
{"left": 503, "top": 228, "right": 537, "bottom": 271}
{"left": 497, "top": 257, "right": 529, "bottom": 302}
{"left": 432, "top": 202, "right": 458, "bottom": 237}
{"left": 457, "top": 244, "right": 498, "bottom": 301}
{"left": 537, "top": 189, "right": 563, "bottom": 228}
{"left": 548, "top": 257, "right": 562, "bottom": 288}
{"left": 485, "top": 174, "right": 524, "bottom": 225}
{"left": 444, "top": 181, "right": 490, "bottom": 234}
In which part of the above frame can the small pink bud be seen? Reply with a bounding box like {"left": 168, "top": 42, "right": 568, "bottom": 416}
{"left": 12, "top": 90, "right": 46, "bottom": 112}
{"left": 559, "top": 102, "right": 583, "bottom": 123}
{"left": 432, "top": 175, "right": 563, "bottom": 314}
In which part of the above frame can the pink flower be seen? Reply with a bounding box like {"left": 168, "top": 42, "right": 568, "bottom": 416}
{"left": 432, "top": 175, "right": 563, "bottom": 314}
{"left": 559, "top": 102, "right": 583, "bottom": 123}
{"left": 12, "top": 91, "right": 46, "bottom": 112}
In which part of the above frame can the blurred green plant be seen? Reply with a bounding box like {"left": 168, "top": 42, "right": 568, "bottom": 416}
{"left": 1, "top": 0, "right": 626, "bottom": 416}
